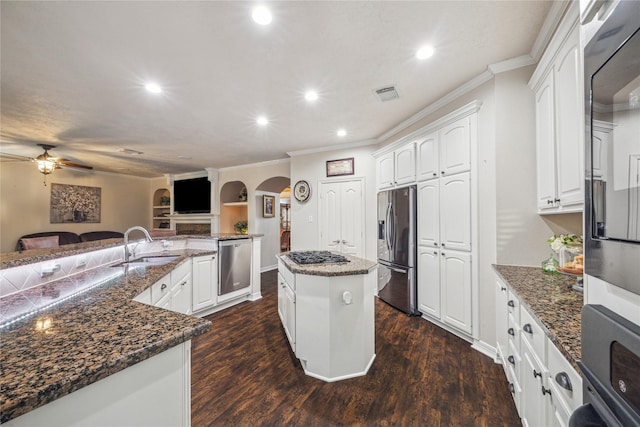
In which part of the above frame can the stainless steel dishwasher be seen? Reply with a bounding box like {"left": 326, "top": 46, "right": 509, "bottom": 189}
{"left": 218, "top": 238, "right": 252, "bottom": 299}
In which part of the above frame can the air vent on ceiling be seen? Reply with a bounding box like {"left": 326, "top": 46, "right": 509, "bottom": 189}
{"left": 375, "top": 86, "right": 399, "bottom": 102}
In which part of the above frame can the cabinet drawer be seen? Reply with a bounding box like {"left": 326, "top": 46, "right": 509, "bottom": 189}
{"left": 278, "top": 260, "right": 295, "bottom": 290}
{"left": 507, "top": 289, "right": 520, "bottom": 322}
{"left": 521, "top": 306, "right": 547, "bottom": 360}
{"left": 508, "top": 312, "right": 521, "bottom": 350}
{"left": 170, "top": 260, "right": 191, "bottom": 286}
{"left": 151, "top": 274, "right": 171, "bottom": 304}
{"left": 547, "top": 341, "right": 582, "bottom": 412}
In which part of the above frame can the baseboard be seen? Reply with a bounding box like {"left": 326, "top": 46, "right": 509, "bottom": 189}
{"left": 261, "top": 264, "right": 277, "bottom": 273}
{"left": 471, "top": 340, "right": 497, "bottom": 360}
{"left": 420, "top": 314, "right": 473, "bottom": 343}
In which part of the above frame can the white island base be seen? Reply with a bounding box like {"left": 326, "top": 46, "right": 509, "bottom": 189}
{"left": 278, "top": 256, "right": 377, "bottom": 382}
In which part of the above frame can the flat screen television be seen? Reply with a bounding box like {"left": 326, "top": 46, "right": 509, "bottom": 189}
{"left": 173, "top": 177, "right": 211, "bottom": 214}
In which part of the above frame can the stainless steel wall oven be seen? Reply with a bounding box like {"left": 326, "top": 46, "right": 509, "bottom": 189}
{"left": 584, "top": 0, "right": 640, "bottom": 296}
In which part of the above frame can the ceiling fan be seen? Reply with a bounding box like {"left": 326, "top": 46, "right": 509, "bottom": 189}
{"left": 1, "top": 144, "right": 93, "bottom": 186}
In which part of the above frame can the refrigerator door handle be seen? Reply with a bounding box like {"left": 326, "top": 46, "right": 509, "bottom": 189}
{"left": 385, "top": 202, "right": 392, "bottom": 251}
{"left": 389, "top": 266, "right": 407, "bottom": 274}
{"left": 389, "top": 203, "right": 395, "bottom": 253}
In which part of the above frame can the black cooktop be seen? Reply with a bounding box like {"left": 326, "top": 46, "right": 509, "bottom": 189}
{"left": 287, "top": 251, "right": 350, "bottom": 265}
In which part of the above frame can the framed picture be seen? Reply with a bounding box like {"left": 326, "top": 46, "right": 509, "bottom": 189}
{"left": 326, "top": 157, "right": 354, "bottom": 177}
{"left": 263, "top": 195, "right": 275, "bottom": 218}
{"left": 50, "top": 183, "right": 101, "bottom": 223}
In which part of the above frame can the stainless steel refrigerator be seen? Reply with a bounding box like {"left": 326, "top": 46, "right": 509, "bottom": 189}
{"left": 377, "top": 185, "right": 420, "bottom": 316}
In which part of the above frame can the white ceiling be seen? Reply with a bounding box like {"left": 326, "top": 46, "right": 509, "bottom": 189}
{"left": 1, "top": 1, "right": 554, "bottom": 178}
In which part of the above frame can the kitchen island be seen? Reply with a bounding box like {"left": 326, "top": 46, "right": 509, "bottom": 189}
{"left": 277, "top": 252, "right": 377, "bottom": 382}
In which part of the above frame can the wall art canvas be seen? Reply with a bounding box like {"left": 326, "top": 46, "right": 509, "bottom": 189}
{"left": 50, "top": 183, "right": 101, "bottom": 223}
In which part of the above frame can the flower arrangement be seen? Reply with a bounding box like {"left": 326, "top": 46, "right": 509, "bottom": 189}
{"left": 547, "top": 234, "right": 583, "bottom": 254}
{"left": 234, "top": 220, "right": 248, "bottom": 234}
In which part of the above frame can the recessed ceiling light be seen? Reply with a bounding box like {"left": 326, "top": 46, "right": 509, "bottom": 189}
{"left": 337, "top": 129, "right": 347, "bottom": 137}
{"left": 305, "top": 90, "right": 319, "bottom": 102}
{"left": 252, "top": 5, "right": 272, "bottom": 25}
{"left": 257, "top": 116, "right": 269, "bottom": 126}
{"left": 144, "top": 82, "right": 163, "bottom": 94}
{"left": 416, "top": 45, "right": 435, "bottom": 60}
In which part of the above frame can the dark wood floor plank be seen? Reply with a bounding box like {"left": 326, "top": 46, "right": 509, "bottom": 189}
{"left": 191, "top": 270, "right": 521, "bottom": 426}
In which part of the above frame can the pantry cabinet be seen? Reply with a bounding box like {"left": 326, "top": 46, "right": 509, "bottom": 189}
{"left": 530, "top": 4, "right": 583, "bottom": 214}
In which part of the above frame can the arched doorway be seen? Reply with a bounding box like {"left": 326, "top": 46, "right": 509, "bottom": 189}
{"left": 219, "top": 180, "right": 248, "bottom": 234}
{"left": 255, "top": 176, "right": 290, "bottom": 271}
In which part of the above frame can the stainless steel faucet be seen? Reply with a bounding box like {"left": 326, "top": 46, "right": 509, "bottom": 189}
{"left": 123, "top": 226, "right": 153, "bottom": 263}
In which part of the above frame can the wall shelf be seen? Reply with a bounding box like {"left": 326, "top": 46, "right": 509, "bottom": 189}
{"left": 223, "top": 202, "right": 248, "bottom": 206}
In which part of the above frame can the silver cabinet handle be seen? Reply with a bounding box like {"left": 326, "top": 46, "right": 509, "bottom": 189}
{"left": 523, "top": 323, "right": 533, "bottom": 334}
{"left": 555, "top": 372, "right": 572, "bottom": 391}
{"left": 508, "top": 300, "right": 515, "bottom": 307}
{"left": 161, "top": 283, "right": 167, "bottom": 290}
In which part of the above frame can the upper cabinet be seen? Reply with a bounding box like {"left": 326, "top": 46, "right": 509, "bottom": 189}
{"left": 530, "top": 3, "right": 583, "bottom": 214}
{"left": 417, "top": 117, "right": 472, "bottom": 182}
{"left": 376, "top": 141, "right": 416, "bottom": 190}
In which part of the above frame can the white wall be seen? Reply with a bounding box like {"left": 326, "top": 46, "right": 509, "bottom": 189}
{"left": 290, "top": 145, "right": 377, "bottom": 260}
{"left": 254, "top": 190, "right": 281, "bottom": 271}
{"left": 0, "top": 162, "right": 151, "bottom": 252}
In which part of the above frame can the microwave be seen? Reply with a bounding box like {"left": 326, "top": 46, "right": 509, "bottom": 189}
{"left": 584, "top": 0, "right": 640, "bottom": 296}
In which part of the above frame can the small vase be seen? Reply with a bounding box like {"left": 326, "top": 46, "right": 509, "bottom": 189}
{"left": 73, "top": 210, "right": 86, "bottom": 222}
{"left": 542, "top": 253, "right": 559, "bottom": 273}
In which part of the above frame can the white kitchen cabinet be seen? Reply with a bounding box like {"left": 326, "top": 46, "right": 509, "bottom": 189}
{"left": 192, "top": 253, "right": 218, "bottom": 313}
{"left": 416, "top": 132, "right": 439, "bottom": 181}
{"left": 133, "top": 287, "right": 151, "bottom": 305}
{"left": 417, "top": 248, "right": 471, "bottom": 335}
{"left": 530, "top": 4, "right": 583, "bottom": 214}
{"left": 151, "top": 274, "right": 171, "bottom": 305}
{"left": 495, "top": 279, "right": 509, "bottom": 371}
{"left": 375, "top": 142, "right": 415, "bottom": 190}
{"left": 416, "top": 116, "right": 471, "bottom": 182}
{"left": 440, "top": 250, "right": 472, "bottom": 334}
{"left": 319, "top": 179, "right": 363, "bottom": 257}
{"left": 277, "top": 272, "right": 296, "bottom": 352}
{"left": 521, "top": 337, "right": 548, "bottom": 427}
{"left": 591, "top": 120, "right": 613, "bottom": 179}
{"left": 546, "top": 339, "right": 582, "bottom": 427}
{"left": 417, "top": 247, "right": 440, "bottom": 318}
{"left": 171, "top": 275, "right": 191, "bottom": 315}
{"left": 417, "top": 172, "right": 471, "bottom": 252}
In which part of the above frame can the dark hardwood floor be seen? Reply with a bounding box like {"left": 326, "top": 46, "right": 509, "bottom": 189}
{"left": 191, "top": 270, "right": 521, "bottom": 426}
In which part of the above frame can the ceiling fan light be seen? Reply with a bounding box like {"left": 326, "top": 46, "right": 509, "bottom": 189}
{"left": 36, "top": 154, "right": 56, "bottom": 175}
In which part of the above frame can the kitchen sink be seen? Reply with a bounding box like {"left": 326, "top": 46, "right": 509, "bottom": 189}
{"left": 112, "top": 255, "right": 180, "bottom": 268}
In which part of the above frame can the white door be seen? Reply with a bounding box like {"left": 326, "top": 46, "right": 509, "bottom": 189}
{"left": 417, "top": 180, "right": 439, "bottom": 248}
{"left": 418, "top": 247, "right": 440, "bottom": 318}
{"left": 192, "top": 255, "right": 217, "bottom": 312}
{"left": 439, "top": 117, "right": 470, "bottom": 176}
{"left": 535, "top": 70, "right": 557, "bottom": 211}
{"left": 440, "top": 250, "right": 472, "bottom": 334}
{"left": 320, "top": 180, "right": 364, "bottom": 257}
{"left": 417, "top": 132, "right": 439, "bottom": 181}
{"left": 439, "top": 172, "right": 471, "bottom": 252}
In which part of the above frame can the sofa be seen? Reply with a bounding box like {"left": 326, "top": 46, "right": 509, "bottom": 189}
{"left": 16, "top": 231, "right": 124, "bottom": 251}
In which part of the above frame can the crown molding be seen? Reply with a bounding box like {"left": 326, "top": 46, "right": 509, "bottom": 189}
{"left": 488, "top": 55, "right": 536, "bottom": 75}
{"left": 530, "top": 0, "right": 571, "bottom": 62}
{"left": 286, "top": 139, "right": 378, "bottom": 157}
{"left": 218, "top": 157, "right": 290, "bottom": 172}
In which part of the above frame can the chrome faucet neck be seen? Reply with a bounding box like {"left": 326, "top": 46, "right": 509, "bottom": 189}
{"left": 123, "top": 226, "right": 153, "bottom": 262}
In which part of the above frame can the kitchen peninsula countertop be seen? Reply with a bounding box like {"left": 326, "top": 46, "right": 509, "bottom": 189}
{"left": 278, "top": 252, "right": 377, "bottom": 277}
{"left": 493, "top": 264, "right": 582, "bottom": 370}
{"left": 0, "top": 249, "right": 213, "bottom": 423}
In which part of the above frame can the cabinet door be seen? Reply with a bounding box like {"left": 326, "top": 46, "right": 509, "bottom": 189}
{"left": 439, "top": 117, "right": 470, "bottom": 176}
{"left": 395, "top": 142, "right": 416, "bottom": 185}
{"left": 339, "top": 180, "right": 363, "bottom": 256}
{"left": 439, "top": 172, "right": 471, "bottom": 252}
{"left": 192, "top": 255, "right": 217, "bottom": 312}
{"left": 495, "top": 278, "right": 509, "bottom": 368}
{"left": 156, "top": 292, "right": 171, "bottom": 310}
{"left": 520, "top": 338, "right": 548, "bottom": 427}
{"left": 417, "top": 132, "right": 439, "bottom": 181}
{"left": 554, "top": 27, "right": 583, "bottom": 208}
{"left": 440, "top": 250, "right": 472, "bottom": 334}
{"left": 377, "top": 153, "right": 395, "bottom": 190}
{"left": 417, "top": 180, "right": 439, "bottom": 247}
{"left": 171, "top": 274, "right": 192, "bottom": 315}
{"left": 418, "top": 247, "right": 440, "bottom": 318}
{"left": 535, "top": 70, "right": 558, "bottom": 211}
{"left": 284, "top": 282, "right": 296, "bottom": 350}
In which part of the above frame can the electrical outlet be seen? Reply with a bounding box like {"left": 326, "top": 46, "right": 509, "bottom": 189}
{"left": 308, "top": 215, "right": 313, "bottom": 223}
{"left": 76, "top": 256, "right": 87, "bottom": 268}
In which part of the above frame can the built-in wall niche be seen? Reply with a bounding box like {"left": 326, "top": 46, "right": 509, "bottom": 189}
{"left": 152, "top": 188, "right": 171, "bottom": 230}
{"left": 220, "top": 181, "right": 248, "bottom": 234}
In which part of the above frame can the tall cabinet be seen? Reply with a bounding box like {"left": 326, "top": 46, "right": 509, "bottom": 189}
{"left": 374, "top": 101, "right": 480, "bottom": 341}
{"left": 529, "top": 2, "right": 583, "bottom": 214}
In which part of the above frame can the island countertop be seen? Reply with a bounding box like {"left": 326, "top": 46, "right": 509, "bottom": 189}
{"left": 0, "top": 250, "right": 213, "bottom": 423}
{"left": 278, "top": 252, "right": 377, "bottom": 277}
{"left": 493, "top": 264, "right": 582, "bottom": 370}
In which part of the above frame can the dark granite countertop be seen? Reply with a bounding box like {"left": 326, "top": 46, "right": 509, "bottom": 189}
{"left": 278, "top": 252, "right": 377, "bottom": 277}
{"left": 493, "top": 264, "right": 582, "bottom": 371}
{"left": 0, "top": 249, "right": 213, "bottom": 423}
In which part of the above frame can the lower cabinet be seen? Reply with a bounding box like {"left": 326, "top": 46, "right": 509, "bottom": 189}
{"left": 277, "top": 272, "right": 296, "bottom": 352}
{"left": 135, "top": 260, "right": 193, "bottom": 315}
{"left": 418, "top": 248, "right": 472, "bottom": 336}
{"left": 495, "top": 274, "right": 582, "bottom": 427}
{"left": 192, "top": 254, "right": 218, "bottom": 313}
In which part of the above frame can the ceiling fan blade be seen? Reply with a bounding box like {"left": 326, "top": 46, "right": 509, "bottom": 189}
{"left": 0, "top": 151, "right": 34, "bottom": 162}
{"left": 57, "top": 159, "right": 93, "bottom": 170}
